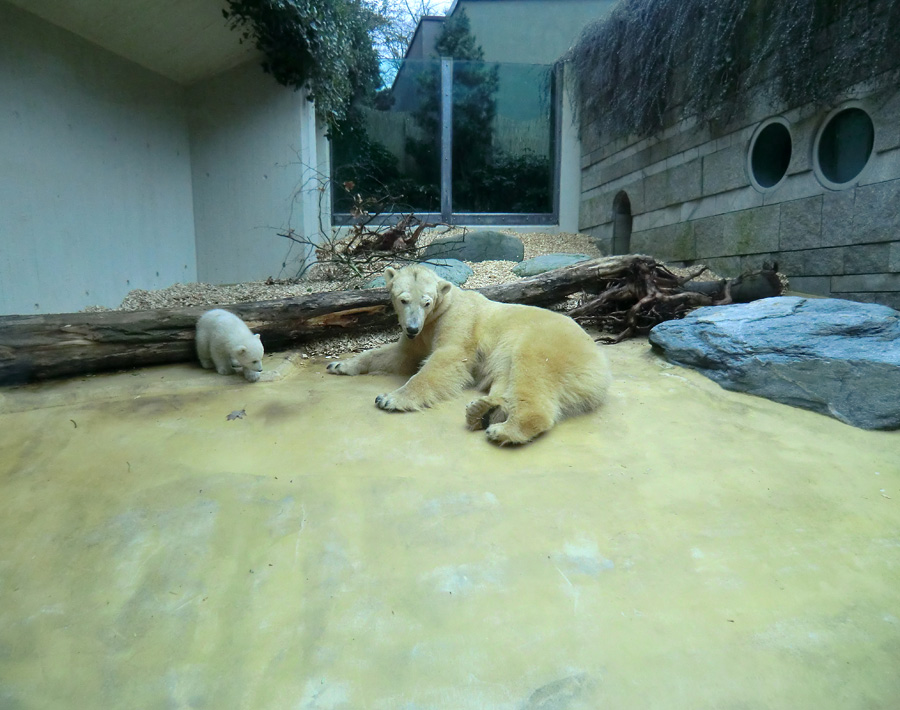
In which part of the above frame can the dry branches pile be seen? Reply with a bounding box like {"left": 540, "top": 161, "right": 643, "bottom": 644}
{"left": 279, "top": 187, "right": 452, "bottom": 283}
{"left": 566, "top": 257, "right": 783, "bottom": 342}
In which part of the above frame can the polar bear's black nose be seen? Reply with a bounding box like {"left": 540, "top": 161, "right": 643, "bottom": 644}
{"left": 405, "top": 326, "right": 420, "bottom": 338}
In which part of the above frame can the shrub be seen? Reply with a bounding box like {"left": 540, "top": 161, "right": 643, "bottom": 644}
{"left": 568, "top": 0, "right": 900, "bottom": 139}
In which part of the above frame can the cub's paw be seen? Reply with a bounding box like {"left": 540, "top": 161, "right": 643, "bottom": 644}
{"left": 465, "top": 397, "right": 505, "bottom": 431}
{"left": 326, "top": 361, "right": 355, "bottom": 376}
{"left": 243, "top": 370, "right": 261, "bottom": 383}
{"left": 375, "top": 391, "right": 419, "bottom": 412}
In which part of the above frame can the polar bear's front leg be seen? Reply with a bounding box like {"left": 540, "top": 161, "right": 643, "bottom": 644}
{"left": 375, "top": 347, "right": 472, "bottom": 411}
{"left": 327, "top": 341, "right": 416, "bottom": 376}
{"left": 212, "top": 351, "right": 236, "bottom": 375}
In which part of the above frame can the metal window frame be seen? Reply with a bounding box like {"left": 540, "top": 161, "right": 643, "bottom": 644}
{"left": 332, "top": 59, "right": 562, "bottom": 228}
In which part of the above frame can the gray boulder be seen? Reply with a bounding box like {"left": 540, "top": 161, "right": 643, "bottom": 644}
{"left": 512, "top": 253, "right": 592, "bottom": 277}
{"left": 648, "top": 297, "right": 900, "bottom": 430}
{"left": 422, "top": 230, "right": 525, "bottom": 263}
{"left": 365, "top": 258, "right": 474, "bottom": 288}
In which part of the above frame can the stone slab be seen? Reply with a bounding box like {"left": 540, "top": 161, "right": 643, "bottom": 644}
{"left": 422, "top": 231, "right": 524, "bottom": 263}
{"left": 365, "top": 259, "right": 474, "bottom": 288}
{"left": 649, "top": 296, "right": 900, "bottom": 429}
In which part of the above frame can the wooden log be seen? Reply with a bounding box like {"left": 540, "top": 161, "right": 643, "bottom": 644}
{"left": 684, "top": 270, "right": 782, "bottom": 303}
{"left": 0, "top": 291, "right": 397, "bottom": 386}
{"left": 0, "top": 255, "right": 645, "bottom": 385}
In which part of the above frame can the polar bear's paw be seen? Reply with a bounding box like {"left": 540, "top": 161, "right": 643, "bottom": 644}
{"left": 327, "top": 360, "right": 355, "bottom": 375}
{"left": 465, "top": 397, "right": 506, "bottom": 430}
{"left": 485, "top": 413, "right": 550, "bottom": 446}
{"left": 375, "top": 391, "right": 421, "bottom": 412}
{"left": 485, "top": 422, "right": 524, "bottom": 446}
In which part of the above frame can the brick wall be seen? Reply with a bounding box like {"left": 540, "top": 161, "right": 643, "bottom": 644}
{"left": 578, "top": 73, "right": 900, "bottom": 308}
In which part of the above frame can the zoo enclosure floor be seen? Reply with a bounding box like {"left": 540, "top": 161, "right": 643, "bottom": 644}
{"left": 1, "top": 341, "right": 898, "bottom": 709}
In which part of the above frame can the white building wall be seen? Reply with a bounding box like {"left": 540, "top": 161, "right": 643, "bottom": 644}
{"left": 458, "top": 0, "right": 617, "bottom": 65}
{"left": 0, "top": 3, "right": 197, "bottom": 315}
{"left": 188, "top": 64, "right": 319, "bottom": 285}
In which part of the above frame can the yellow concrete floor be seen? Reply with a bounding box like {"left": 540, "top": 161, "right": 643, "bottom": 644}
{"left": 1, "top": 340, "right": 898, "bottom": 709}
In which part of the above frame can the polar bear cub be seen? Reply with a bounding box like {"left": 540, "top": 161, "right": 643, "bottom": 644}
{"left": 196, "top": 309, "right": 264, "bottom": 382}
{"left": 327, "top": 264, "right": 611, "bottom": 445}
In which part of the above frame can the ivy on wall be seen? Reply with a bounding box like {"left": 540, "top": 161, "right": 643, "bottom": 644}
{"left": 568, "top": 0, "right": 900, "bottom": 140}
{"left": 223, "top": 0, "right": 381, "bottom": 125}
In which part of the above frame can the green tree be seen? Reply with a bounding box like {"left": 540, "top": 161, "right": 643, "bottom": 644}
{"left": 330, "top": 5, "right": 552, "bottom": 216}
{"left": 405, "top": 9, "right": 500, "bottom": 210}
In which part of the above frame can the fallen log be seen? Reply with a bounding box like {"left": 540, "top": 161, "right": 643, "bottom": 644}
{"left": 0, "top": 255, "right": 643, "bottom": 385}
{"left": 0, "top": 255, "right": 782, "bottom": 385}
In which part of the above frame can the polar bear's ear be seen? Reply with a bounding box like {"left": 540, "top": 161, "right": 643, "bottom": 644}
{"left": 255, "top": 334, "right": 261, "bottom": 340}
{"left": 236, "top": 345, "right": 247, "bottom": 355}
{"left": 438, "top": 280, "right": 452, "bottom": 297}
{"left": 384, "top": 267, "right": 397, "bottom": 289}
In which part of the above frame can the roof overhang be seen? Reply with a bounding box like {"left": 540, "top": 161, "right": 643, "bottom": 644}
{"left": 6, "top": 0, "right": 259, "bottom": 85}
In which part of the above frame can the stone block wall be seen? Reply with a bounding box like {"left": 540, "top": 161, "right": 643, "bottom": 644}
{"left": 578, "top": 74, "right": 900, "bottom": 309}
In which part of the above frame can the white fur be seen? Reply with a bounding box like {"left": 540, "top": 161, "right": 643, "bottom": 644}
{"left": 195, "top": 309, "right": 264, "bottom": 382}
{"left": 327, "top": 265, "right": 612, "bottom": 445}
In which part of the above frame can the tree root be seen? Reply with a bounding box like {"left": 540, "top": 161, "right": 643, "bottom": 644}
{"left": 567, "top": 256, "right": 782, "bottom": 341}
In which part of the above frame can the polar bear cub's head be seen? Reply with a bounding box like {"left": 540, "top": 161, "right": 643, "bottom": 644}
{"left": 384, "top": 265, "right": 453, "bottom": 339}
{"left": 235, "top": 333, "right": 264, "bottom": 373}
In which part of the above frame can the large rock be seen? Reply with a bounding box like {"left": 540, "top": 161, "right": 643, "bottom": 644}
{"left": 512, "top": 253, "right": 592, "bottom": 277}
{"left": 648, "top": 297, "right": 900, "bottom": 430}
{"left": 365, "top": 258, "right": 474, "bottom": 288}
{"left": 422, "top": 230, "right": 524, "bottom": 263}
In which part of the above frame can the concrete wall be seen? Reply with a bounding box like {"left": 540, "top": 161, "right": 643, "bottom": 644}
{"left": 0, "top": 2, "right": 196, "bottom": 315}
{"left": 0, "top": 1, "right": 325, "bottom": 314}
{"left": 188, "top": 63, "right": 321, "bottom": 285}
{"left": 579, "top": 71, "right": 900, "bottom": 309}
{"left": 458, "top": 0, "right": 616, "bottom": 64}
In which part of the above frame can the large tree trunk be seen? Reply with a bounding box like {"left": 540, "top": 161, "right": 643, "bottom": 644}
{"left": 0, "top": 290, "right": 392, "bottom": 386}
{"left": 0, "top": 255, "right": 781, "bottom": 385}
{"left": 0, "top": 256, "right": 641, "bottom": 385}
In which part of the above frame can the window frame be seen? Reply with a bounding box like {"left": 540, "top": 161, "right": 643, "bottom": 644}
{"left": 812, "top": 102, "right": 876, "bottom": 191}
{"left": 746, "top": 116, "right": 793, "bottom": 193}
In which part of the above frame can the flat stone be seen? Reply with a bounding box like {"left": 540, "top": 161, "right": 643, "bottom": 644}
{"left": 778, "top": 247, "right": 844, "bottom": 277}
{"left": 648, "top": 297, "right": 900, "bottom": 429}
{"left": 778, "top": 195, "right": 823, "bottom": 251}
{"left": 365, "top": 258, "right": 474, "bottom": 288}
{"left": 643, "top": 159, "right": 702, "bottom": 212}
{"left": 422, "top": 230, "right": 524, "bottom": 263}
{"left": 843, "top": 243, "right": 891, "bottom": 275}
{"left": 511, "top": 253, "right": 592, "bottom": 277}
{"left": 632, "top": 222, "right": 696, "bottom": 262}
{"left": 855, "top": 181, "right": 900, "bottom": 244}
{"left": 702, "top": 143, "right": 748, "bottom": 195}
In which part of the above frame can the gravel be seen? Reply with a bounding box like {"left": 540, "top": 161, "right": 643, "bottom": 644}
{"left": 81, "top": 229, "right": 750, "bottom": 358}
{"left": 85, "top": 229, "right": 599, "bottom": 311}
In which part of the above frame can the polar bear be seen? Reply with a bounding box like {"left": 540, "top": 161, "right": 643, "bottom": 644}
{"left": 196, "top": 309, "right": 264, "bottom": 383}
{"left": 327, "top": 264, "right": 611, "bottom": 444}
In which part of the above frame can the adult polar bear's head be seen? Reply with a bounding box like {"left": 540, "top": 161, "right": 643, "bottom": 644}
{"left": 384, "top": 265, "right": 453, "bottom": 339}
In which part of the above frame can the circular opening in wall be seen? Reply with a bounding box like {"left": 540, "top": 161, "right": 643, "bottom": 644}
{"left": 814, "top": 106, "right": 874, "bottom": 188}
{"left": 748, "top": 119, "right": 792, "bottom": 191}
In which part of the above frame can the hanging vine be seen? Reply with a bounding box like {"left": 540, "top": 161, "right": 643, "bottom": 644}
{"left": 568, "top": 0, "right": 900, "bottom": 139}
{"left": 223, "top": 0, "right": 381, "bottom": 125}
